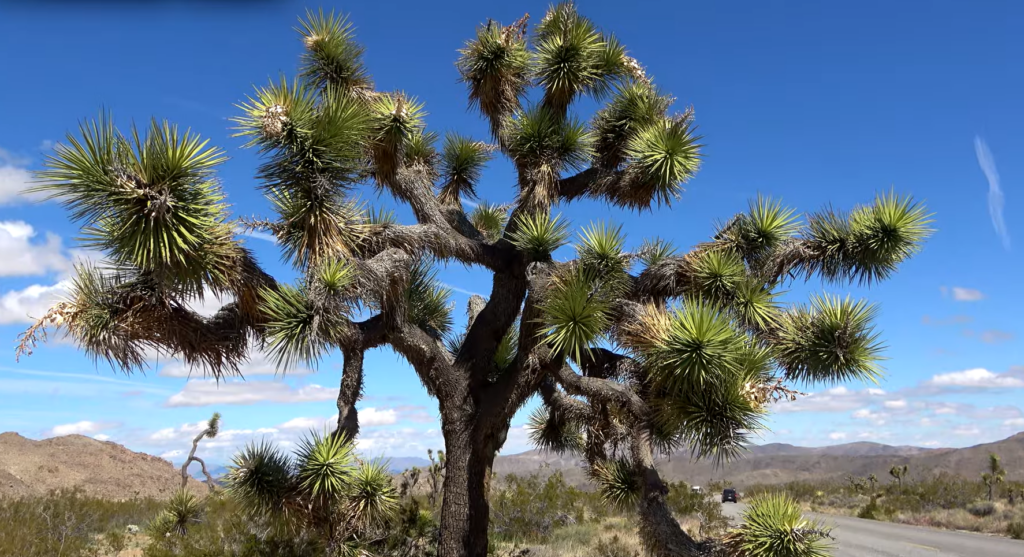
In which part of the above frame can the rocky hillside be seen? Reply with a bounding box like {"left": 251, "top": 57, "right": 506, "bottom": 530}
{"left": 493, "top": 432, "right": 1024, "bottom": 488}
{"left": 0, "top": 432, "right": 206, "bottom": 499}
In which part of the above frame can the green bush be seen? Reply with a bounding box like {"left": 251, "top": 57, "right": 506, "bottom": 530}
{"left": 1008, "top": 520, "right": 1024, "bottom": 540}
{"left": 856, "top": 496, "right": 882, "bottom": 520}
{"left": 489, "top": 471, "right": 608, "bottom": 544}
{"left": 966, "top": 501, "right": 996, "bottom": 518}
{"left": 0, "top": 487, "right": 163, "bottom": 557}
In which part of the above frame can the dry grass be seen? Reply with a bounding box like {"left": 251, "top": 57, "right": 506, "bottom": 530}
{"left": 493, "top": 516, "right": 642, "bottom": 557}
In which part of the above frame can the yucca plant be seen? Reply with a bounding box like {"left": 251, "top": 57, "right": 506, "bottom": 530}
{"left": 180, "top": 412, "right": 222, "bottom": 492}
{"left": 18, "top": 3, "right": 931, "bottom": 556}
{"left": 722, "top": 493, "right": 834, "bottom": 557}
{"left": 151, "top": 488, "right": 205, "bottom": 537}
{"left": 225, "top": 430, "right": 398, "bottom": 548}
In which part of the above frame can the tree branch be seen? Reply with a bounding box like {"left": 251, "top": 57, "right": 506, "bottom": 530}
{"left": 552, "top": 362, "right": 648, "bottom": 419}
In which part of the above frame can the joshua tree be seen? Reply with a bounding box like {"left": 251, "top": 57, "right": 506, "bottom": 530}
{"left": 889, "top": 464, "right": 908, "bottom": 492}
{"left": 14, "top": 3, "right": 930, "bottom": 556}
{"left": 180, "top": 412, "right": 221, "bottom": 492}
{"left": 427, "top": 448, "right": 447, "bottom": 512}
{"left": 982, "top": 452, "right": 1006, "bottom": 502}
{"left": 866, "top": 474, "right": 879, "bottom": 493}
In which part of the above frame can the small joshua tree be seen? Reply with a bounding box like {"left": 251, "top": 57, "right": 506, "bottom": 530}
{"left": 889, "top": 464, "right": 908, "bottom": 492}
{"left": 981, "top": 452, "right": 1006, "bottom": 502}
{"left": 427, "top": 448, "right": 447, "bottom": 512}
{"left": 180, "top": 412, "right": 221, "bottom": 492}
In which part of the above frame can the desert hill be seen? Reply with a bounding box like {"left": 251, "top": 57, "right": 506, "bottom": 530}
{"left": 493, "top": 432, "right": 1024, "bottom": 488}
{"left": 3, "top": 430, "right": 1021, "bottom": 500}
{"left": 0, "top": 432, "right": 206, "bottom": 499}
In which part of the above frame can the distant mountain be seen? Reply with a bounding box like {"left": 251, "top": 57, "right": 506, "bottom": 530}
{"left": 492, "top": 432, "right": 1024, "bottom": 488}
{"left": 383, "top": 456, "right": 431, "bottom": 472}
{"left": 1, "top": 432, "right": 206, "bottom": 499}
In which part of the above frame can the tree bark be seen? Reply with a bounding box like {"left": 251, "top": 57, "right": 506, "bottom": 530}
{"left": 335, "top": 348, "right": 364, "bottom": 441}
{"left": 437, "top": 418, "right": 497, "bottom": 557}
{"left": 630, "top": 430, "right": 702, "bottom": 557}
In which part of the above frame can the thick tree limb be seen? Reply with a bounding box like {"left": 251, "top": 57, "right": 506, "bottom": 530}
{"left": 552, "top": 363, "right": 648, "bottom": 419}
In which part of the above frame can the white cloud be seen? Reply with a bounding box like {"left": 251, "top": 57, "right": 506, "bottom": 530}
{"left": 926, "top": 368, "right": 1024, "bottom": 389}
{"left": 975, "top": 136, "right": 1010, "bottom": 251}
{"left": 160, "top": 450, "right": 184, "bottom": 459}
{"left": 0, "top": 148, "right": 47, "bottom": 205}
{"left": 280, "top": 416, "right": 327, "bottom": 430}
{"left": 0, "top": 221, "right": 70, "bottom": 277}
{"left": 774, "top": 386, "right": 886, "bottom": 414}
{"left": 47, "top": 420, "right": 116, "bottom": 437}
{"left": 921, "top": 440, "right": 941, "bottom": 447}
{"left": 159, "top": 349, "right": 313, "bottom": 378}
{"left": 0, "top": 280, "right": 71, "bottom": 324}
{"left": 952, "top": 426, "right": 981, "bottom": 436}
{"left": 165, "top": 380, "right": 337, "bottom": 407}
{"left": 1004, "top": 418, "right": 1024, "bottom": 428}
{"left": 828, "top": 432, "right": 848, "bottom": 440}
{"left": 360, "top": 407, "right": 398, "bottom": 426}
{"left": 851, "top": 408, "right": 887, "bottom": 426}
{"left": 883, "top": 399, "right": 908, "bottom": 409}
{"left": 93, "top": 434, "right": 111, "bottom": 441}
{"left": 950, "top": 287, "right": 984, "bottom": 302}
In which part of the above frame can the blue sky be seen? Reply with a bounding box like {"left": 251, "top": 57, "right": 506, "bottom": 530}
{"left": 0, "top": 0, "right": 1021, "bottom": 466}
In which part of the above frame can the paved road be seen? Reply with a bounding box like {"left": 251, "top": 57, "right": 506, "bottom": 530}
{"left": 719, "top": 502, "right": 1023, "bottom": 557}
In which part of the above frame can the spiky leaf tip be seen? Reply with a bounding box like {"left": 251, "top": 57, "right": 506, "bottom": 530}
{"left": 508, "top": 211, "right": 571, "bottom": 257}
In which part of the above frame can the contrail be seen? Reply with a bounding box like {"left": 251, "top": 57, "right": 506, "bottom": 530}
{"left": 974, "top": 136, "right": 1010, "bottom": 250}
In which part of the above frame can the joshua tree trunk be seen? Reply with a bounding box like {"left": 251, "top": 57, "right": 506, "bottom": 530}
{"left": 437, "top": 419, "right": 497, "bottom": 557}
{"left": 630, "top": 427, "right": 702, "bottom": 556}
{"left": 180, "top": 413, "right": 220, "bottom": 493}
{"left": 335, "top": 347, "right": 365, "bottom": 441}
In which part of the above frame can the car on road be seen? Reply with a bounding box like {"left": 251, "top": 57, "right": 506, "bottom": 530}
{"left": 721, "top": 488, "right": 738, "bottom": 503}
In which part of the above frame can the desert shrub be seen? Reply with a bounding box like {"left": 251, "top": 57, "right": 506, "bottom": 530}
{"left": 665, "top": 481, "right": 729, "bottom": 538}
{"left": 966, "top": 501, "right": 996, "bottom": 517}
{"left": 489, "top": 471, "right": 606, "bottom": 543}
{"left": 593, "top": 535, "right": 640, "bottom": 557}
{"left": 0, "top": 488, "right": 163, "bottom": 557}
{"left": 857, "top": 496, "right": 882, "bottom": 520}
{"left": 1008, "top": 520, "right": 1024, "bottom": 540}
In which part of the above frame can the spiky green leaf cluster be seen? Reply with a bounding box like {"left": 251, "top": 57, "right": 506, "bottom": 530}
{"left": 508, "top": 211, "right": 571, "bottom": 257}
{"left": 802, "top": 192, "right": 932, "bottom": 285}
{"left": 774, "top": 294, "right": 884, "bottom": 386}
{"left": 406, "top": 258, "right": 454, "bottom": 338}
{"left": 206, "top": 412, "right": 222, "bottom": 438}
{"left": 590, "top": 459, "right": 641, "bottom": 510}
{"left": 152, "top": 488, "right": 204, "bottom": 537}
{"left": 468, "top": 202, "right": 509, "bottom": 242}
{"left": 261, "top": 284, "right": 341, "bottom": 370}
{"left": 35, "top": 115, "right": 236, "bottom": 295}
{"left": 538, "top": 267, "right": 611, "bottom": 362}
{"left": 724, "top": 195, "right": 800, "bottom": 264}
{"left": 533, "top": 2, "right": 631, "bottom": 115}
{"left": 505, "top": 105, "right": 593, "bottom": 171}
{"left": 635, "top": 237, "right": 676, "bottom": 267}
{"left": 456, "top": 16, "right": 531, "bottom": 137}
{"left": 369, "top": 92, "right": 427, "bottom": 189}
{"left": 226, "top": 440, "right": 294, "bottom": 516}
{"left": 592, "top": 82, "right": 672, "bottom": 169}
{"left": 295, "top": 428, "right": 357, "bottom": 504}
{"left": 725, "top": 493, "right": 833, "bottom": 557}
{"left": 438, "top": 133, "right": 493, "bottom": 205}
{"left": 527, "top": 406, "right": 585, "bottom": 455}
{"left": 622, "top": 117, "right": 702, "bottom": 209}
{"left": 347, "top": 459, "right": 400, "bottom": 528}
{"left": 297, "top": 9, "right": 373, "bottom": 93}
{"left": 576, "top": 221, "right": 629, "bottom": 282}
